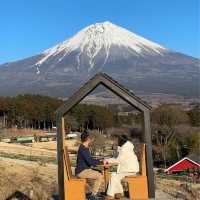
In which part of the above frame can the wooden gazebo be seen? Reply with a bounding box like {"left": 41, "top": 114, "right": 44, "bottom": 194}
{"left": 56, "top": 73, "right": 155, "bottom": 199}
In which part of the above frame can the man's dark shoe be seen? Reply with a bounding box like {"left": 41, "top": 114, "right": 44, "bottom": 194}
{"left": 96, "top": 192, "right": 105, "bottom": 198}
{"left": 87, "top": 194, "right": 98, "bottom": 200}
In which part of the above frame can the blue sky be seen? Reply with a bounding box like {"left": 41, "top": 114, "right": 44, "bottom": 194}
{"left": 0, "top": 0, "right": 199, "bottom": 64}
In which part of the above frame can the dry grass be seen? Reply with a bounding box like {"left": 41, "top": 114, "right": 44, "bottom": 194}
{"left": 0, "top": 140, "right": 77, "bottom": 200}
{"left": 0, "top": 142, "right": 56, "bottom": 157}
{"left": 0, "top": 140, "right": 77, "bottom": 158}
{"left": 1, "top": 128, "right": 45, "bottom": 138}
{"left": 31, "top": 140, "right": 78, "bottom": 151}
{"left": 0, "top": 158, "right": 58, "bottom": 200}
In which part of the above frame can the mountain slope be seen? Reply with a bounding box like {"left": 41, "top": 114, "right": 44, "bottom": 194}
{"left": 0, "top": 21, "right": 199, "bottom": 97}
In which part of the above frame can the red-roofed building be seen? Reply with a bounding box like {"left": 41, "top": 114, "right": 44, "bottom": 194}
{"left": 165, "top": 157, "right": 200, "bottom": 174}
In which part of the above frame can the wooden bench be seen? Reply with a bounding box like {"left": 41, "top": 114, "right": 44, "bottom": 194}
{"left": 125, "top": 143, "right": 149, "bottom": 200}
{"left": 63, "top": 146, "right": 86, "bottom": 200}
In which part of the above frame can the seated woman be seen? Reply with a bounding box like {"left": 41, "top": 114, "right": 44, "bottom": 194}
{"left": 105, "top": 135, "right": 139, "bottom": 199}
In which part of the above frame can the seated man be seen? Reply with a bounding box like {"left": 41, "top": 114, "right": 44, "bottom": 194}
{"left": 75, "top": 131, "right": 104, "bottom": 200}
{"left": 105, "top": 135, "right": 139, "bottom": 199}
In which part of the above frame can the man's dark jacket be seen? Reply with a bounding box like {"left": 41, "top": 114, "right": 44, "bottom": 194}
{"left": 75, "top": 144, "right": 102, "bottom": 175}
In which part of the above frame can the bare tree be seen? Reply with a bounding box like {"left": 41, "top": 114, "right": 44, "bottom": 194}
{"left": 152, "top": 104, "right": 188, "bottom": 168}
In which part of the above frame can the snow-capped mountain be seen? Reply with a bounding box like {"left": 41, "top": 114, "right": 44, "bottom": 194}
{"left": 36, "top": 21, "right": 166, "bottom": 69}
{"left": 0, "top": 21, "right": 199, "bottom": 97}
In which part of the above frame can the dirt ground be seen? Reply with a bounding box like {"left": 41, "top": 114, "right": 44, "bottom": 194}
{"left": 1, "top": 141, "right": 199, "bottom": 200}
{"left": 156, "top": 177, "right": 200, "bottom": 200}
{"left": 0, "top": 158, "right": 172, "bottom": 200}
{"left": 1, "top": 157, "right": 195, "bottom": 200}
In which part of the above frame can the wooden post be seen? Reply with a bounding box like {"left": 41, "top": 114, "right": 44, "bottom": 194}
{"left": 143, "top": 110, "right": 155, "bottom": 198}
{"left": 56, "top": 115, "right": 65, "bottom": 200}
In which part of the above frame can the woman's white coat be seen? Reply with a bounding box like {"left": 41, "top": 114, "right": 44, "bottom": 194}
{"left": 106, "top": 141, "right": 139, "bottom": 197}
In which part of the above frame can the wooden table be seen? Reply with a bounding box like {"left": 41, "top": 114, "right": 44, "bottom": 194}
{"left": 97, "top": 163, "right": 118, "bottom": 191}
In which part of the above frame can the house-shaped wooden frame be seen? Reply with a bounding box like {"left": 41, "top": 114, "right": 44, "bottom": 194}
{"left": 56, "top": 73, "right": 155, "bottom": 199}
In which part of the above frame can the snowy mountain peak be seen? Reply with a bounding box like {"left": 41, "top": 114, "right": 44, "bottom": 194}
{"left": 36, "top": 21, "right": 167, "bottom": 67}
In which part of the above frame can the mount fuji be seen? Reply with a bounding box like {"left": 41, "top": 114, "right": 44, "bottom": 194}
{"left": 0, "top": 21, "right": 199, "bottom": 97}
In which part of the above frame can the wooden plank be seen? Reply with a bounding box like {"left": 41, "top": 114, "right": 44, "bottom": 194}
{"left": 56, "top": 73, "right": 151, "bottom": 117}
{"left": 56, "top": 74, "right": 101, "bottom": 116}
{"left": 100, "top": 73, "right": 151, "bottom": 109}
{"left": 99, "top": 77, "right": 147, "bottom": 112}
{"left": 141, "top": 144, "right": 147, "bottom": 176}
{"left": 64, "top": 146, "right": 73, "bottom": 179}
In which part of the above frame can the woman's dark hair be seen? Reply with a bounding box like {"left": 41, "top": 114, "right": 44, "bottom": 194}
{"left": 118, "top": 134, "right": 129, "bottom": 147}
{"left": 81, "top": 130, "right": 89, "bottom": 142}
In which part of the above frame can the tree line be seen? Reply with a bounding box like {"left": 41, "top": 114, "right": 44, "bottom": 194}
{"left": 0, "top": 94, "right": 132, "bottom": 130}
{"left": 0, "top": 94, "right": 62, "bottom": 129}
{"left": 0, "top": 94, "right": 199, "bottom": 168}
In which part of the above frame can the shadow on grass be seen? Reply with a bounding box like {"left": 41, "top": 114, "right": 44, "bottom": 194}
{"left": 6, "top": 191, "right": 31, "bottom": 200}
{"left": 51, "top": 194, "right": 59, "bottom": 200}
